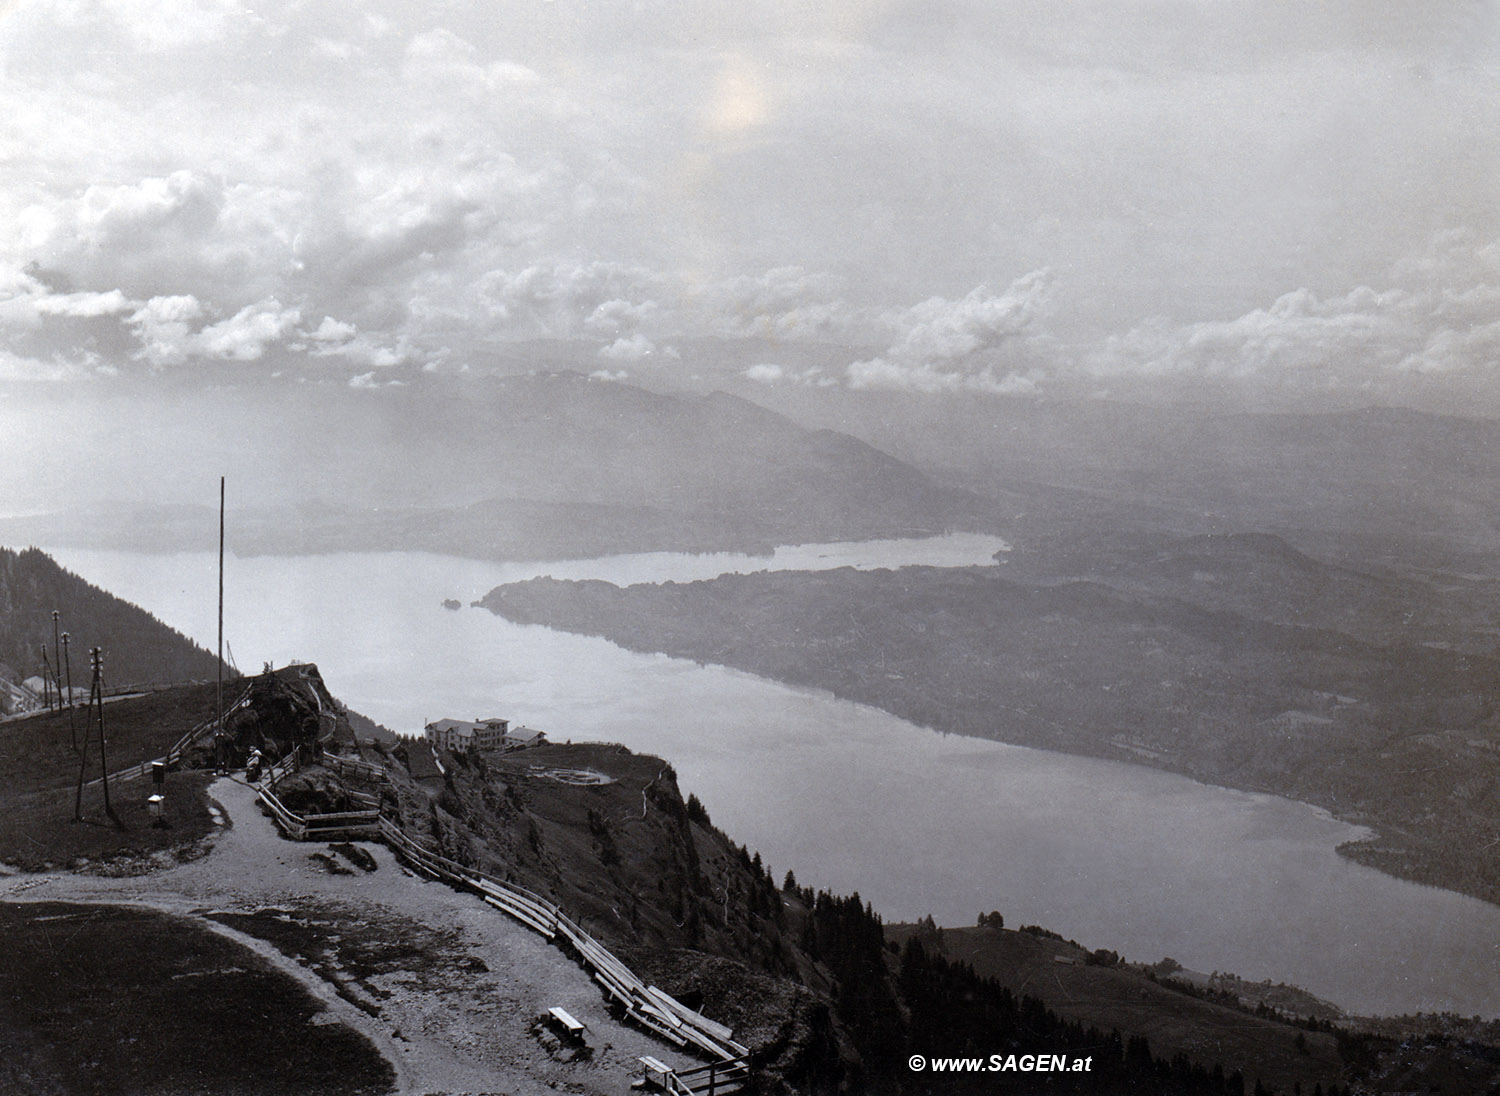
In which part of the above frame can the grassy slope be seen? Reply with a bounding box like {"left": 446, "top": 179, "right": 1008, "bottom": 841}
{"left": 887, "top": 924, "right": 1343, "bottom": 1096}
{"left": 374, "top": 739, "right": 842, "bottom": 1081}
{"left": 374, "top": 740, "right": 1372, "bottom": 1093}
{"left": 0, "top": 684, "right": 228, "bottom": 869}
{"left": 0, "top": 902, "right": 393, "bottom": 1096}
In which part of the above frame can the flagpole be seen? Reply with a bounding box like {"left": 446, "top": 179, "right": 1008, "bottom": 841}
{"left": 217, "top": 476, "right": 224, "bottom": 740}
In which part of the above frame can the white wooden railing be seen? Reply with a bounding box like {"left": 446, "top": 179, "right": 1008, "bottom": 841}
{"left": 255, "top": 756, "right": 747, "bottom": 1071}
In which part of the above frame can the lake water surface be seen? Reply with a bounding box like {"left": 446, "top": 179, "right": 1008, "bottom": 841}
{"left": 45, "top": 536, "right": 1500, "bottom": 1018}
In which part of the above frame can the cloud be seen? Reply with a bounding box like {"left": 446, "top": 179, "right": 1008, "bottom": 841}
{"left": 742, "top": 362, "right": 835, "bottom": 387}
{"left": 0, "top": 265, "right": 136, "bottom": 331}
{"left": 478, "top": 262, "right": 667, "bottom": 338}
{"left": 127, "top": 294, "right": 300, "bottom": 365}
{"left": 846, "top": 271, "right": 1056, "bottom": 392}
{"left": 16, "top": 171, "right": 306, "bottom": 309}
{"left": 2, "top": 0, "right": 1496, "bottom": 408}
{"left": 307, "top": 316, "right": 357, "bottom": 343}
{"left": 585, "top": 298, "right": 662, "bottom": 338}
{"left": 743, "top": 363, "right": 786, "bottom": 384}
{"left": 31, "top": 289, "right": 134, "bottom": 318}
{"left": 1080, "top": 231, "right": 1500, "bottom": 400}
{"left": 127, "top": 294, "right": 205, "bottom": 366}
{"left": 195, "top": 299, "right": 301, "bottom": 360}
{"left": 0, "top": 348, "right": 93, "bottom": 383}
{"left": 403, "top": 28, "right": 541, "bottom": 94}
{"left": 690, "top": 266, "right": 860, "bottom": 340}
{"left": 298, "top": 315, "right": 406, "bottom": 368}
{"left": 598, "top": 333, "right": 655, "bottom": 362}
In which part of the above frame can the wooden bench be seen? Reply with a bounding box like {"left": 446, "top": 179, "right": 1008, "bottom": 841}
{"left": 548, "top": 1006, "right": 587, "bottom": 1040}
{"left": 638, "top": 1056, "right": 673, "bottom": 1089}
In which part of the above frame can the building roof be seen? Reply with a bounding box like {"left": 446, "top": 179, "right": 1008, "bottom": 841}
{"left": 427, "top": 718, "right": 484, "bottom": 735}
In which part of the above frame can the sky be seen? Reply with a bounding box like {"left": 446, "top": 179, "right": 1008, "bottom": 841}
{"left": 0, "top": 0, "right": 1498, "bottom": 410}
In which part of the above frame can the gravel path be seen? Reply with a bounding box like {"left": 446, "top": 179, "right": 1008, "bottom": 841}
{"left": 1, "top": 777, "right": 699, "bottom": 1095}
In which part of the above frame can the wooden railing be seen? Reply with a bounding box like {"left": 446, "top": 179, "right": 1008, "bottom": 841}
{"left": 256, "top": 781, "right": 381, "bottom": 841}
{"left": 87, "top": 682, "right": 257, "bottom": 789}
{"left": 384, "top": 825, "right": 745, "bottom": 1060}
{"left": 322, "top": 753, "right": 388, "bottom": 785}
{"left": 665, "top": 1057, "right": 753, "bottom": 1095}
{"left": 253, "top": 756, "right": 746, "bottom": 1071}
{"left": 256, "top": 753, "right": 380, "bottom": 840}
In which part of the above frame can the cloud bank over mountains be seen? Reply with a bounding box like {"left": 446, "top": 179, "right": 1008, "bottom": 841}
{"left": 1, "top": 0, "right": 1496, "bottom": 409}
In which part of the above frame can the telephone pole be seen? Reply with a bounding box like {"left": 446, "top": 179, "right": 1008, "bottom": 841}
{"left": 89, "top": 647, "right": 121, "bottom": 829}
{"left": 62, "top": 632, "right": 77, "bottom": 753}
{"left": 40, "top": 644, "right": 52, "bottom": 711}
{"left": 51, "top": 610, "right": 61, "bottom": 711}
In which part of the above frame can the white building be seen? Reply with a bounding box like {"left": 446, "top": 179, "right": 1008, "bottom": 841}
{"left": 425, "top": 716, "right": 509, "bottom": 752}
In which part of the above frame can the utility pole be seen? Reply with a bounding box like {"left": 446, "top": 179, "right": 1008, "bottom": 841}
{"left": 62, "top": 632, "right": 77, "bottom": 753}
{"left": 40, "top": 644, "right": 52, "bottom": 711}
{"left": 51, "top": 610, "right": 61, "bottom": 711}
{"left": 73, "top": 656, "right": 90, "bottom": 821}
{"left": 89, "top": 647, "right": 121, "bottom": 829}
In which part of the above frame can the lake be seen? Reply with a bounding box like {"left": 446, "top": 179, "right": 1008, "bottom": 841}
{"left": 44, "top": 536, "right": 1500, "bottom": 1018}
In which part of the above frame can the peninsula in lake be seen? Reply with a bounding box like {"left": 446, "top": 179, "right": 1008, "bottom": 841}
{"left": 479, "top": 532, "right": 1500, "bottom": 911}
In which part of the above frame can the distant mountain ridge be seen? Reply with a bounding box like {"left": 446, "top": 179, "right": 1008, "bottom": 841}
{"left": 734, "top": 388, "right": 1500, "bottom": 576}
{"left": 0, "top": 373, "right": 1003, "bottom": 560}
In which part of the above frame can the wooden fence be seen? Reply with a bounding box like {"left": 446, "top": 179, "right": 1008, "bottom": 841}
{"left": 322, "top": 753, "right": 388, "bottom": 785}
{"left": 89, "top": 682, "right": 257, "bottom": 789}
{"left": 661, "top": 1058, "right": 754, "bottom": 1096}
{"left": 254, "top": 760, "right": 748, "bottom": 1081}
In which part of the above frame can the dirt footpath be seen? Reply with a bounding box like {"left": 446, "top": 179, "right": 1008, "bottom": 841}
{"left": 1, "top": 777, "right": 701, "bottom": 1095}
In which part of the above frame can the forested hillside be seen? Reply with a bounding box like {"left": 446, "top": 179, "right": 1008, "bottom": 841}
{"left": 0, "top": 547, "right": 225, "bottom": 699}
{"left": 478, "top": 562, "right": 1500, "bottom": 908}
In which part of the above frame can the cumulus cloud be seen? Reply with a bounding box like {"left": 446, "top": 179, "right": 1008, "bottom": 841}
{"left": 307, "top": 316, "right": 357, "bottom": 343}
{"left": 743, "top": 363, "right": 785, "bottom": 384}
{"left": 598, "top": 333, "right": 655, "bottom": 362}
{"left": 403, "top": 28, "right": 540, "bottom": 93}
{"left": 31, "top": 289, "right": 134, "bottom": 318}
{"left": 1088, "top": 232, "right": 1500, "bottom": 393}
{"left": 15, "top": 171, "right": 306, "bottom": 311}
{"left": 0, "top": 266, "right": 136, "bottom": 331}
{"left": 126, "top": 295, "right": 302, "bottom": 365}
{"left": 476, "top": 262, "right": 869, "bottom": 346}
{"left": 23, "top": 172, "right": 220, "bottom": 264}
{"left": 297, "top": 315, "right": 406, "bottom": 368}
{"left": 846, "top": 271, "right": 1056, "bottom": 393}
{"left": 742, "top": 362, "right": 835, "bottom": 387}
{"left": 691, "top": 266, "right": 861, "bottom": 341}
{"left": 127, "top": 294, "right": 206, "bottom": 366}
{"left": 585, "top": 298, "right": 662, "bottom": 338}
{"left": 478, "top": 262, "right": 666, "bottom": 338}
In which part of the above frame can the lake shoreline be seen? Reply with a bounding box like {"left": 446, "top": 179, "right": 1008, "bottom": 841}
{"left": 35, "top": 540, "right": 1500, "bottom": 1019}
{"left": 477, "top": 562, "right": 1500, "bottom": 925}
